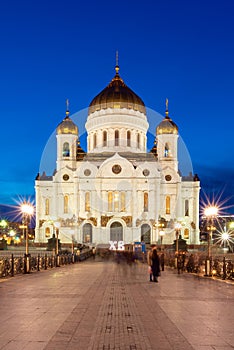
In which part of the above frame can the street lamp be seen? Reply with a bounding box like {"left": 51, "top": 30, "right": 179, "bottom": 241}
{"left": 21, "top": 202, "right": 34, "bottom": 273}
{"left": 204, "top": 205, "right": 218, "bottom": 276}
{"left": 221, "top": 231, "right": 229, "bottom": 253}
{"left": 174, "top": 223, "right": 181, "bottom": 269}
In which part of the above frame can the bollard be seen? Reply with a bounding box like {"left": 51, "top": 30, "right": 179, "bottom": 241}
{"left": 204, "top": 258, "right": 211, "bottom": 277}
{"left": 56, "top": 254, "right": 60, "bottom": 267}
{"left": 24, "top": 254, "right": 30, "bottom": 274}
{"left": 222, "top": 256, "right": 226, "bottom": 280}
{"left": 45, "top": 254, "right": 47, "bottom": 270}
{"left": 37, "top": 254, "right": 40, "bottom": 271}
{"left": 11, "top": 253, "right": 14, "bottom": 277}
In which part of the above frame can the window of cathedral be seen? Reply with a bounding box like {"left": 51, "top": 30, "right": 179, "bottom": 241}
{"left": 115, "top": 130, "right": 119, "bottom": 146}
{"left": 143, "top": 169, "right": 150, "bottom": 176}
{"left": 164, "top": 143, "right": 170, "bottom": 157}
{"left": 185, "top": 199, "right": 189, "bottom": 216}
{"left": 45, "top": 227, "right": 50, "bottom": 238}
{"left": 45, "top": 198, "right": 49, "bottom": 215}
{"left": 103, "top": 130, "right": 107, "bottom": 147}
{"left": 93, "top": 133, "right": 97, "bottom": 148}
{"left": 166, "top": 196, "right": 170, "bottom": 214}
{"left": 63, "top": 142, "right": 70, "bottom": 157}
{"left": 127, "top": 130, "right": 131, "bottom": 147}
{"left": 137, "top": 133, "right": 140, "bottom": 148}
{"left": 165, "top": 174, "right": 172, "bottom": 181}
{"left": 144, "top": 192, "right": 148, "bottom": 212}
{"left": 114, "top": 192, "right": 119, "bottom": 211}
{"left": 64, "top": 195, "right": 69, "bottom": 214}
{"left": 110, "top": 222, "right": 123, "bottom": 241}
{"left": 112, "top": 164, "right": 122, "bottom": 174}
{"left": 141, "top": 224, "right": 151, "bottom": 244}
{"left": 85, "top": 192, "right": 91, "bottom": 212}
{"left": 184, "top": 228, "right": 189, "bottom": 239}
{"left": 63, "top": 174, "right": 69, "bottom": 181}
{"left": 120, "top": 192, "right": 126, "bottom": 212}
{"left": 84, "top": 169, "right": 91, "bottom": 176}
{"left": 83, "top": 223, "right": 92, "bottom": 243}
{"left": 108, "top": 191, "right": 113, "bottom": 212}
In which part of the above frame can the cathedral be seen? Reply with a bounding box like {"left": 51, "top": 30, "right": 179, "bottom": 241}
{"left": 35, "top": 63, "right": 200, "bottom": 247}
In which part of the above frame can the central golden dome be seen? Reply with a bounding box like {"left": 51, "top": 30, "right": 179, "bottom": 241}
{"left": 88, "top": 66, "right": 146, "bottom": 115}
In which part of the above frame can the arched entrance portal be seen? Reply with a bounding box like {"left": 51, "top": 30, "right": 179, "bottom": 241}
{"left": 141, "top": 224, "right": 151, "bottom": 244}
{"left": 110, "top": 222, "right": 123, "bottom": 241}
{"left": 83, "top": 223, "right": 92, "bottom": 243}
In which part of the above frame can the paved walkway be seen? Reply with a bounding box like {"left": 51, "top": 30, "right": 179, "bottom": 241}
{"left": 0, "top": 258, "right": 233, "bottom": 350}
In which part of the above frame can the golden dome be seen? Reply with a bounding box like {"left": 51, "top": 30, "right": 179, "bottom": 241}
{"left": 156, "top": 100, "right": 178, "bottom": 135}
{"left": 88, "top": 66, "right": 146, "bottom": 115}
{"left": 57, "top": 110, "right": 78, "bottom": 135}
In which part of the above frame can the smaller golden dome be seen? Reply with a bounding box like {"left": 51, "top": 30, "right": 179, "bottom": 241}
{"left": 57, "top": 110, "right": 78, "bottom": 135}
{"left": 156, "top": 100, "right": 178, "bottom": 135}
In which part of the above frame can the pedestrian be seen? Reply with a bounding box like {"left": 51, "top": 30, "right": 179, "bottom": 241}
{"left": 151, "top": 249, "right": 160, "bottom": 282}
{"left": 160, "top": 250, "right": 165, "bottom": 271}
{"left": 147, "top": 245, "right": 155, "bottom": 282}
{"left": 92, "top": 247, "right": 96, "bottom": 259}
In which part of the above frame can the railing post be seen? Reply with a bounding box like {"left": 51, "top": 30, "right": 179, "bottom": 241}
{"left": 222, "top": 256, "right": 226, "bottom": 280}
{"left": 37, "top": 254, "right": 40, "bottom": 271}
{"left": 11, "top": 254, "right": 14, "bottom": 277}
{"left": 45, "top": 254, "right": 47, "bottom": 270}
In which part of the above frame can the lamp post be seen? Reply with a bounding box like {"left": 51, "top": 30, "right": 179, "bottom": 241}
{"left": 204, "top": 206, "right": 218, "bottom": 276}
{"left": 54, "top": 221, "right": 60, "bottom": 267}
{"left": 21, "top": 202, "right": 34, "bottom": 274}
{"left": 222, "top": 231, "right": 229, "bottom": 254}
{"left": 174, "top": 223, "right": 181, "bottom": 269}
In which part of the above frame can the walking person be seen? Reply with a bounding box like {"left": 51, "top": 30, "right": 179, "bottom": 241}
{"left": 160, "top": 250, "right": 165, "bottom": 271}
{"left": 147, "top": 245, "right": 155, "bottom": 282}
{"left": 151, "top": 249, "right": 161, "bottom": 282}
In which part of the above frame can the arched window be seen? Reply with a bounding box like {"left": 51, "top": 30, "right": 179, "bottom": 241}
{"left": 127, "top": 131, "right": 131, "bottom": 147}
{"left": 45, "top": 227, "right": 50, "bottom": 238}
{"left": 141, "top": 224, "right": 151, "bottom": 244}
{"left": 93, "top": 133, "right": 97, "bottom": 149}
{"left": 63, "top": 142, "right": 70, "bottom": 157}
{"left": 103, "top": 131, "right": 107, "bottom": 147}
{"left": 115, "top": 130, "right": 119, "bottom": 146}
{"left": 110, "top": 222, "right": 123, "bottom": 241}
{"left": 164, "top": 143, "right": 169, "bottom": 157}
{"left": 184, "top": 228, "right": 189, "bottom": 239}
{"left": 185, "top": 199, "right": 189, "bottom": 216}
{"left": 120, "top": 192, "right": 126, "bottom": 212}
{"left": 45, "top": 198, "right": 49, "bottom": 215}
{"left": 85, "top": 192, "right": 90, "bottom": 212}
{"left": 83, "top": 223, "right": 92, "bottom": 243}
{"left": 64, "top": 195, "right": 69, "bottom": 214}
{"left": 144, "top": 192, "right": 148, "bottom": 212}
{"left": 137, "top": 133, "right": 140, "bottom": 148}
{"left": 166, "top": 196, "right": 170, "bottom": 214}
{"left": 108, "top": 191, "right": 113, "bottom": 212}
{"left": 114, "top": 192, "right": 119, "bottom": 212}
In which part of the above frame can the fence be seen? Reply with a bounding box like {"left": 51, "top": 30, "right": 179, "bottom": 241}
{"left": 0, "top": 250, "right": 93, "bottom": 278}
{"left": 164, "top": 251, "right": 234, "bottom": 281}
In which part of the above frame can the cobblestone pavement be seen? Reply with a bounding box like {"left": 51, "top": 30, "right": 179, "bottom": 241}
{"left": 0, "top": 259, "right": 233, "bottom": 350}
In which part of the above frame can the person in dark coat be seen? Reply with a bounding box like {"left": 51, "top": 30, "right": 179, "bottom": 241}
{"left": 151, "top": 249, "right": 160, "bottom": 282}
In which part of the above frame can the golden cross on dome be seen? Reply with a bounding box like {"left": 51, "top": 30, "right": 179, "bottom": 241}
{"left": 115, "top": 50, "right": 119, "bottom": 74}
{"left": 165, "top": 98, "right": 169, "bottom": 116}
{"left": 66, "top": 99, "right": 70, "bottom": 116}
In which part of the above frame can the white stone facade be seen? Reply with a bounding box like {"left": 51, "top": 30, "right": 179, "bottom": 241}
{"left": 35, "top": 71, "right": 200, "bottom": 247}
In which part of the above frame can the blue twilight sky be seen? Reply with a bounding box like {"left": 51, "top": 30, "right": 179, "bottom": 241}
{"left": 0, "top": 0, "right": 234, "bottom": 208}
